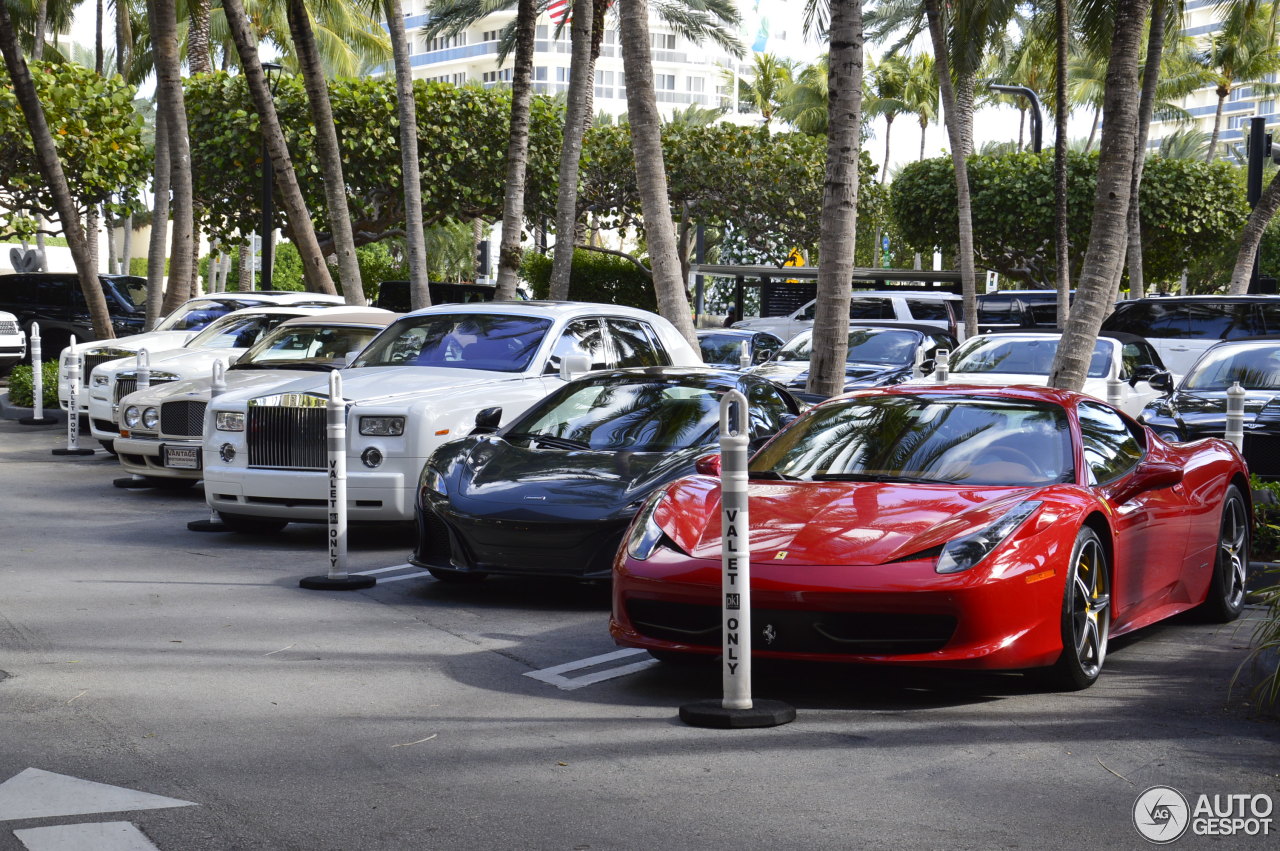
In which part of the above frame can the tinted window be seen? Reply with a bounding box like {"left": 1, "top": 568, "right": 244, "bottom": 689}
{"left": 978, "top": 296, "right": 1016, "bottom": 323}
{"left": 1184, "top": 344, "right": 1280, "bottom": 391}
{"left": 548, "top": 318, "right": 608, "bottom": 370}
{"left": 607, "top": 318, "right": 667, "bottom": 367}
{"left": 2, "top": 276, "right": 43, "bottom": 305}
{"left": 745, "top": 380, "right": 792, "bottom": 437}
{"left": 1077, "top": 402, "right": 1143, "bottom": 485}
{"left": 848, "top": 299, "right": 895, "bottom": 320}
{"left": 698, "top": 334, "right": 748, "bottom": 364}
{"left": 1026, "top": 301, "right": 1059, "bottom": 325}
{"left": 353, "top": 313, "right": 552, "bottom": 372}
{"left": 909, "top": 301, "right": 951, "bottom": 321}
{"left": 1187, "top": 303, "right": 1262, "bottom": 340}
{"left": 1260, "top": 304, "right": 1280, "bottom": 335}
{"left": 1102, "top": 303, "right": 1187, "bottom": 338}
{"left": 515, "top": 380, "right": 724, "bottom": 451}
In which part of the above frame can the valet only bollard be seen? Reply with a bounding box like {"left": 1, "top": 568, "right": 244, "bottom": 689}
{"left": 1226, "top": 381, "right": 1246, "bottom": 450}
{"left": 680, "top": 390, "right": 794, "bottom": 729}
{"left": 300, "top": 371, "right": 375, "bottom": 590}
{"left": 18, "top": 321, "right": 57, "bottom": 425}
{"left": 738, "top": 340, "right": 751, "bottom": 371}
{"left": 52, "top": 335, "right": 94, "bottom": 456}
{"left": 188, "top": 360, "right": 230, "bottom": 531}
{"left": 934, "top": 349, "right": 950, "bottom": 383}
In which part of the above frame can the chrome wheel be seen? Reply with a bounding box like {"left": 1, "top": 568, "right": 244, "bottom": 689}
{"left": 1041, "top": 527, "right": 1111, "bottom": 690}
{"left": 1203, "top": 485, "right": 1248, "bottom": 622}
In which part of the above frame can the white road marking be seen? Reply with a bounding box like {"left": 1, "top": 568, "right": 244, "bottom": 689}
{"left": 0, "top": 769, "right": 196, "bottom": 822}
{"left": 371, "top": 571, "right": 432, "bottom": 584}
{"left": 15, "top": 821, "right": 160, "bottom": 851}
{"left": 353, "top": 563, "right": 415, "bottom": 576}
{"left": 524, "top": 648, "right": 658, "bottom": 690}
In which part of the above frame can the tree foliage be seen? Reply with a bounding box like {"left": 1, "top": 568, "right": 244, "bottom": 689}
{"left": 0, "top": 60, "right": 149, "bottom": 240}
{"left": 890, "top": 151, "right": 1246, "bottom": 287}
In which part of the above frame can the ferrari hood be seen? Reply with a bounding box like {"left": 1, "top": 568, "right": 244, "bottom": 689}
{"left": 661, "top": 478, "right": 1035, "bottom": 565}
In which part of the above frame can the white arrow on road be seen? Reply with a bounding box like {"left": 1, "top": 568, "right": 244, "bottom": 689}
{"left": 0, "top": 769, "right": 196, "bottom": 822}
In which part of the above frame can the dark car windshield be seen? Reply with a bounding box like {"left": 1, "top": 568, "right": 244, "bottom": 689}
{"left": 952, "top": 336, "right": 1112, "bottom": 378}
{"left": 1183, "top": 345, "right": 1280, "bottom": 391}
{"left": 699, "top": 335, "right": 752, "bottom": 364}
{"left": 750, "top": 395, "right": 1073, "bottom": 487}
{"left": 155, "top": 299, "right": 263, "bottom": 332}
{"left": 351, "top": 313, "right": 551, "bottom": 372}
{"left": 778, "top": 328, "right": 921, "bottom": 365}
{"left": 105, "top": 276, "right": 147, "bottom": 310}
{"left": 512, "top": 379, "right": 726, "bottom": 451}
{"left": 234, "top": 323, "right": 382, "bottom": 371}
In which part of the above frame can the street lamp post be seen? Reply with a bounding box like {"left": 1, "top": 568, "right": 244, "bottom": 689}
{"left": 988, "top": 83, "right": 1044, "bottom": 153}
{"left": 260, "top": 62, "right": 284, "bottom": 291}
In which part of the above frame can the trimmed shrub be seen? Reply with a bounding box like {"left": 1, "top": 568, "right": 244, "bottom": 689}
{"left": 521, "top": 249, "right": 657, "bottom": 311}
{"left": 7, "top": 362, "right": 58, "bottom": 408}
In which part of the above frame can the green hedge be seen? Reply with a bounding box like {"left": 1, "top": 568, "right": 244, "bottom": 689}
{"left": 521, "top": 249, "right": 656, "bottom": 311}
{"left": 7, "top": 362, "right": 58, "bottom": 408}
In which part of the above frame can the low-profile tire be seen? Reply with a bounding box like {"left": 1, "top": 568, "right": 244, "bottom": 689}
{"left": 1201, "top": 484, "right": 1248, "bottom": 623}
{"left": 99, "top": 440, "right": 117, "bottom": 455}
{"left": 1040, "top": 526, "right": 1111, "bottom": 691}
{"left": 426, "top": 567, "right": 486, "bottom": 584}
{"left": 218, "top": 512, "right": 288, "bottom": 534}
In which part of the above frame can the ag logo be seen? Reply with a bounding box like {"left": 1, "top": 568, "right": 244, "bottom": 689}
{"left": 1133, "top": 786, "right": 1190, "bottom": 844}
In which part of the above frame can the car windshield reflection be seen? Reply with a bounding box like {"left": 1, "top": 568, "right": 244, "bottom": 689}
{"left": 1183, "top": 345, "right": 1280, "bottom": 391}
{"left": 778, "top": 328, "right": 921, "bottom": 365}
{"left": 234, "top": 325, "right": 381, "bottom": 371}
{"left": 351, "top": 314, "right": 552, "bottom": 372}
{"left": 952, "top": 336, "right": 1112, "bottom": 378}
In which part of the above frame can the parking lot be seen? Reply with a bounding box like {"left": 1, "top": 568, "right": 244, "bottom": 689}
{"left": 1, "top": 414, "right": 1279, "bottom": 850}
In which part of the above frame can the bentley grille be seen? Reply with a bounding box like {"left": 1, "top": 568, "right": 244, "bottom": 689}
{"left": 247, "top": 406, "right": 326, "bottom": 469}
{"left": 160, "top": 401, "right": 208, "bottom": 438}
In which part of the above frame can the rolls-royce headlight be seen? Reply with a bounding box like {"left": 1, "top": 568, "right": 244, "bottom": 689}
{"left": 142, "top": 407, "right": 160, "bottom": 429}
{"left": 216, "top": 411, "right": 245, "bottom": 431}
{"left": 123, "top": 406, "right": 142, "bottom": 428}
{"left": 92, "top": 374, "right": 109, "bottom": 387}
{"left": 360, "top": 416, "right": 405, "bottom": 436}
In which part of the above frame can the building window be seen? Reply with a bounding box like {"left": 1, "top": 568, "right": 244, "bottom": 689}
{"left": 482, "top": 69, "right": 514, "bottom": 84}
{"left": 687, "top": 77, "right": 705, "bottom": 93}
{"left": 534, "top": 66, "right": 548, "bottom": 81}
{"left": 655, "top": 73, "right": 675, "bottom": 91}
{"left": 651, "top": 32, "right": 675, "bottom": 51}
{"left": 482, "top": 30, "right": 500, "bottom": 42}
{"left": 536, "top": 25, "right": 548, "bottom": 38}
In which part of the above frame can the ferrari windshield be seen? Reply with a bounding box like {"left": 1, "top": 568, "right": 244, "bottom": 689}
{"left": 234, "top": 323, "right": 382, "bottom": 371}
{"left": 778, "top": 328, "right": 921, "bottom": 365}
{"left": 351, "top": 313, "right": 551, "bottom": 372}
{"left": 951, "top": 336, "right": 1113, "bottom": 378}
{"left": 1183, "top": 344, "right": 1280, "bottom": 391}
{"left": 750, "top": 395, "right": 1073, "bottom": 487}
{"left": 511, "top": 379, "right": 725, "bottom": 451}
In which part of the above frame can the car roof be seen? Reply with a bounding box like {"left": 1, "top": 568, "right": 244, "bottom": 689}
{"left": 833, "top": 382, "right": 1086, "bottom": 408}
{"left": 696, "top": 328, "right": 776, "bottom": 338}
{"left": 402, "top": 299, "right": 664, "bottom": 321}
{"left": 277, "top": 311, "right": 399, "bottom": 328}
{"left": 846, "top": 290, "right": 962, "bottom": 300}
{"left": 966, "top": 330, "right": 1142, "bottom": 346}
{"left": 1111, "top": 294, "right": 1280, "bottom": 305}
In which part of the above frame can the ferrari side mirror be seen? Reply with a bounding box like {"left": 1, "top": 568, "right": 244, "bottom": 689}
{"left": 694, "top": 453, "right": 722, "bottom": 477}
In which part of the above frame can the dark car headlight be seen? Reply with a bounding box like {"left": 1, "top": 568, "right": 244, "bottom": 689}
{"left": 421, "top": 466, "right": 447, "bottom": 497}
{"left": 936, "top": 500, "right": 1041, "bottom": 574}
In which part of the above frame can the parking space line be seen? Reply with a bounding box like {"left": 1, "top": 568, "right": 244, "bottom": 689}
{"left": 524, "top": 648, "right": 658, "bottom": 690}
{"left": 16, "top": 821, "right": 161, "bottom": 851}
{"left": 353, "top": 564, "right": 416, "bottom": 576}
{"left": 371, "top": 571, "right": 432, "bottom": 584}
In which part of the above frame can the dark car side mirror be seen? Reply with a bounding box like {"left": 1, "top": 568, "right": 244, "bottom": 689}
{"left": 1144, "top": 371, "right": 1174, "bottom": 394}
{"left": 471, "top": 406, "right": 502, "bottom": 435}
{"left": 694, "top": 453, "right": 722, "bottom": 477}
{"left": 1112, "top": 459, "right": 1183, "bottom": 504}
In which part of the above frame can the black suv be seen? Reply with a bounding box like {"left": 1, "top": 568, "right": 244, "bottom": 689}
{"left": 0, "top": 272, "right": 147, "bottom": 354}
{"left": 976, "top": 290, "right": 1072, "bottom": 333}
{"left": 1101, "top": 294, "right": 1280, "bottom": 376}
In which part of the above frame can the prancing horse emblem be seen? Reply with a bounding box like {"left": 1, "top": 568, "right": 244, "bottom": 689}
{"left": 762, "top": 624, "right": 777, "bottom": 645}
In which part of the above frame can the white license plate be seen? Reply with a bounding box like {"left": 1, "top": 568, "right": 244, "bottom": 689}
{"left": 163, "top": 446, "right": 201, "bottom": 469}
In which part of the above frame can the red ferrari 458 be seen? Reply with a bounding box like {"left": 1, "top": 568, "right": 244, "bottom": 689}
{"left": 610, "top": 385, "right": 1251, "bottom": 689}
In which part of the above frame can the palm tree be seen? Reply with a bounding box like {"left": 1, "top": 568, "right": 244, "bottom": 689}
{"left": 1200, "top": 0, "right": 1280, "bottom": 163}
{"left": 221, "top": 0, "right": 337, "bottom": 295}
{"left": 806, "top": 0, "right": 863, "bottom": 399}
{"left": 207, "top": 0, "right": 390, "bottom": 79}
{"left": 548, "top": 0, "right": 594, "bottom": 300}
{"left": 777, "top": 55, "right": 828, "bottom": 135}
{"left": 286, "top": 0, "right": 366, "bottom": 305}
{"left": 152, "top": 0, "right": 196, "bottom": 315}
{"left": 865, "top": 54, "right": 909, "bottom": 182}
{"left": 493, "top": 0, "right": 536, "bottom": 300}
{"left": 902, "top": 53, "right": 937, "bottom": 161}
{"left": 619, "top": 0, "right": 695, "bottom": 345}
{"left": 729, "top": 51, "right": 796, "bottom": 131}
{"left": 383, "top": 0, "right": 430, "bottom": 309}
{"left": 1054, "top": 0, "right": 1069, "bottom": 328}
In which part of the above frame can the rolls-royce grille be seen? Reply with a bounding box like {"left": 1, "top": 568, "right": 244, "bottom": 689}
{"left": 247, "top": 406, "right": 326, "bottom": 469}
{"left": 115, "top": 376, "right": 174, "bottom": 402}
{"left": 161, "top": 401, "right": 208, "bottom": 437}
{"left": 82, "top": 354, "right": 118, "bottom": 385}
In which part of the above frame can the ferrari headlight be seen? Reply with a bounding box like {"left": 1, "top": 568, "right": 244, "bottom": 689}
{"left": 360, "top": 416, "right": 405, "bottom": 436}
{"left": 142, "top": 407, "right": 160, "bottom": 429}
{"left": 936, "top": 500, "right": 1042, "bottom": 575}
{"left": 216, "top": 411, "right": 245, "bottom": 431}
{"left": 123, "top": 406, "right": 142, "bottom": 428}
{"left": 626, "top": 491, "right": 668, "bottom": 561}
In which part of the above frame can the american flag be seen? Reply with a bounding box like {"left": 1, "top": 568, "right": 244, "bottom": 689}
{"left": 547, "top": 0, "right": 570, "bottom": 24}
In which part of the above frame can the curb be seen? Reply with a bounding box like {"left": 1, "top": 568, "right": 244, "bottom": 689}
{"left": 0, "top": 390, "right": 67, "bottom": 424}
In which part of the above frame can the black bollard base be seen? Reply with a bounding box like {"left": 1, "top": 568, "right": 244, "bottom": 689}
{"left": 18, "top": 416, "right": 58, "bottom": 426}
{"left": 299, "top": 574, "right": 376, "bottom": 591}
{"left": 679, "top": 698, "right": 796, "bottom": 729}
{"left": 52, "top": 447, "right": 95, "bottom": 456}
{"left": 114, "top": 476, "right": 154, "bottom": 489}
{"left": 187, "top": 519, "right": 228, "bottom": 532}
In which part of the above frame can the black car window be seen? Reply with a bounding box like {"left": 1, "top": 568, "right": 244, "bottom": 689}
{"left": 745, "top": 380, "right": 792, "bottom": 437}
{"left": 1102, "top": 302, "right": 1187, "bottom": 338}
{"left": 105, "top": 276, "right": 147, "bottom": 310}
{"left": 978, "top": 296, "right": 1016, "bottom": 323}
{"left": 518, "top": 381, "right": 724, "bottom": 451}
{"left": 548, "top": 318, "right": 609, "bottom": 370}
{"left": 1187, "top": 303, "right": 1263, "bottom": 340}
{"left": 908, "top": 301, "right": 950, "bottom": 321}
{"left": 1184, "top": 345, "right": 1280, "bottom": 391}
{"left": 1026, "top": 301, "right": 1059, "bottom": 326}
{"left": 4, "top": 276, "right": 43, "bottom": 306}
{"left": 849, "top": 299, "right": 895, "bottom": 320}
{"left": 1077, "top": 401, "right": 1144, "bottom": 485}
{"left": 1259, "top": 303, "right": 1280, "bottom": 335}
{"left": 607, "top": 318, "right": 668, "bottom": 367}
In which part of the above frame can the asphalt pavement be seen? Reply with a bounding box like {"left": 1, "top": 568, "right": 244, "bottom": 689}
{"left": 0, "top": 414, "right": 1277, "bottom": 851}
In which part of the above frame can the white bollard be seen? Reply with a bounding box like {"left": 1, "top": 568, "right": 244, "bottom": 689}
{"left": 18, "top": 322, "right": 57, "bottom": 426}
{"left": 1226, "top": 381, "right": 1246, "bottom": 450}
{"left": 190, "top": 360, "right": 230, "bottom": 529}
{"left": 679, "top": 389, "right": 793, "bottom": 728}
{"left": 912, "top": 345, "right": 927, "bottom": 379}
{"left": 136, "top": 349, "right": 151, "bottom": 390}
{"left": 52, "top": 335, "right": 93, "bottom": 455}
{"left": 738, "top": 340, "right": 751, "bottom": 371}
{"left": 1106, "top": 375, "right": 1124, "bottom": 409}
{"left": 934, "top": 349, "right": 950, "bottom": 383}
{"left": 300, "top": 371, "right": 374, "bottom": 590}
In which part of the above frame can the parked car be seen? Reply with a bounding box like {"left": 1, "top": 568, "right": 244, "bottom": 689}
{"left": 373, "top": 280, "right": 499, "bottom": 312}
{"left": 750, "top": 323, "right": 957, "bottom": 393}
{"left": 976, "top": 289, "right": 1072, "bottom": 333}
{"left": 58, "top": 292, "right": 346, "bottom": 415}
{"left": 1139, "top": 338, "right": 1280, "bottom": 480}
{"left": 931, "top": 331, "right": 1171, "bottom": 417}
{"left": 201, "top": 301, "right": 703, "bottom": 532}
{"left": 0, "top": 310, "right": 26, "bottom": 374}
{"left": 731, "top": 291, "right": 964, "bottom": 341}
{"left": 112, "top": 312, "right": 399, "bottom": 486}
{"left": 696, "top": 329, "right": 784, "bottom": 369}
{"left": 0, "top": 272, "right": 147, "bottom": 354}
{"left": 1100, "top": 294, "right": 1280, "bottom": 375}
{"left": 413, "top": 367, "right": 803, "bottom": 582}
{"left": 611, "top": 384, "right": 1249, "bottom": 690}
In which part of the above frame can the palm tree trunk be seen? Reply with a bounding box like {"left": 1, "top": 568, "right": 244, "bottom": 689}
{"left": 494, "top": 0, "right": 538, "bottom": 301}
{"left": 955, "top": 72, "right": 976, "bottom": 158}
{"left": 146, "top": 106, "right": 171, "bottom": 329}
{"left": 186, "top": 0, "right": 213, "bottom": 303}
{"left": 222, "top": 0, "right": 337, "bottom": 295}
{"left": 0, "top": 2, "right": 112, "bottom": 339}
{"left": 548, "top": 0, "right": 595, "bottom": 300}
{"left": 1123, "top": 0, "right": 1167, "bottom": 300}
{"left": 384, "top": 0, "right": 430, "bottom": 310}
{"left": 919, "top": 118, "right": 926, "bottom": 161}
{"left": 152, "top": 0, "right": 195, "bottom": 316}
{"left": 1086, "top": 107, "right": 1100, "bottom": 152}
{"left": 115, "top": 0, "right": 131, "bottom": 75}
{"left": 806, "top": 0, "right": 863, "bottom": 398}
{"left": 238, "top": 241, "right": 253, "bottom": 291}
{"left": 925, "top": 0, "right": 977, "bottom": 340}
{"left": 32, "top": 0, "right": 46, "bottom": 60}
{"left": 1207, "top": 91, "right": 1227, "bottom": 163}
{"left": 1017, "top": 107, "right": 1025, "bottom": 152}
{"left": 287, "top": 0, "right": 365, "bottom": 305}
{"left": 619, "top": 0, "right": 696, "bottom": 346}
{"left": 94, "top": 0, "right": 103, "bottom": 74}
{"left": 1054, "top": 0, "right": 1070, "bottom": 330}
{"left": 880, "top": 114, "right": 893, "bottom": 183}
{"left": 1230, "top": 171, "right": 1280, "bottom": 293}
{"left": 1049, "top": 0, "right": 1151, "bottom": 391}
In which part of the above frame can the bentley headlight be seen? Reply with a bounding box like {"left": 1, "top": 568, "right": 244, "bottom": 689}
{"left": 142, "top": 407, "right": 160, "bottom": 429}
{"left": 626, "top": 492, "right": 669, "bottom": 561}
{"left": 936, "top": 500, "right": 1042, "bottom": 575}
{"left": 216, "top": 411, "right": 245, "bottom": 431}
{"left": 123, "top": 406, "right": 142, "bottom": 428}
{"left": 360, "top": 416, "right": 405, "bottom": 436}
